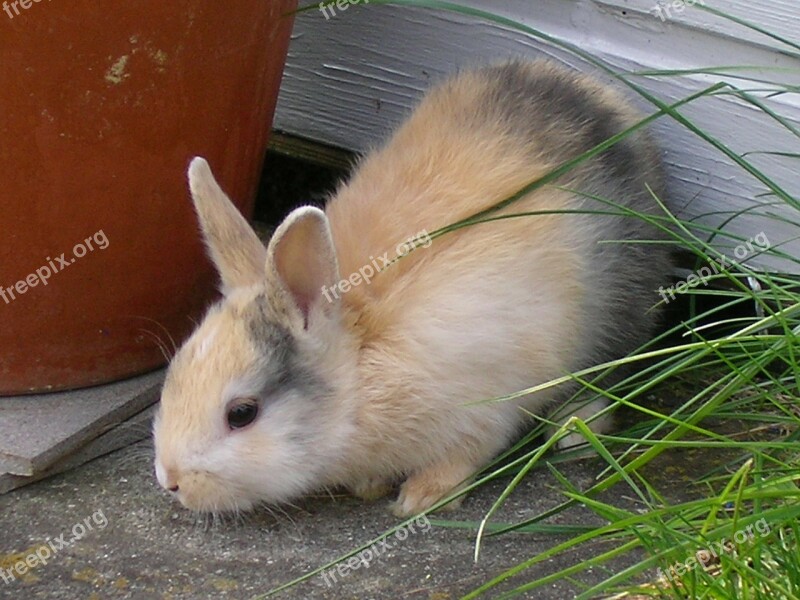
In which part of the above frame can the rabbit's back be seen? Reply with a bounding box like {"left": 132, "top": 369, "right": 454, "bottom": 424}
{"left": 326, "top": 60, "right": 670, "bottom": 376}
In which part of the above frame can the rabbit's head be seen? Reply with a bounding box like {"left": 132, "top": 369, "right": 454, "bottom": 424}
{"left": 153, "top": 158, "right": 357, "bottom": 513}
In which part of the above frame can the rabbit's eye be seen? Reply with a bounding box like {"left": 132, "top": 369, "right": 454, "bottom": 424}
{"left": 227, "top": 400, "right": 259, "bottom": 430}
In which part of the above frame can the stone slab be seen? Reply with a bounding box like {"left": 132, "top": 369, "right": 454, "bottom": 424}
{"left": 0, "top": 404, "right": 155, "bottom": 495}
{"left": 0, "top": 370, "right": 163, "bottom": 477}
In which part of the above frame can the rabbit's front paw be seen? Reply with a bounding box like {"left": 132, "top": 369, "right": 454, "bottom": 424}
{"left": 391, "top": 461, "right": 474, "bottom": 517}
{"left": 548, "top": 398, "right": 614, "bottom": 450}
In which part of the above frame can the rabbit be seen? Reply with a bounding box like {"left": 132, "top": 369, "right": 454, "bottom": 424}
{"left": 153, "top": 59, "right": 672, "bottom": 517}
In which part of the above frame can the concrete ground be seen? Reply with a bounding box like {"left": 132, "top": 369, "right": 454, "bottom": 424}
{"left": 0, "top": 435, "right": 659, "bottom": 600}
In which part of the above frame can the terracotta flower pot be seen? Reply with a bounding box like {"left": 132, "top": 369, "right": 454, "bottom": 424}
{"left": 0, "top": 0, "right": 297, "bottom": 394}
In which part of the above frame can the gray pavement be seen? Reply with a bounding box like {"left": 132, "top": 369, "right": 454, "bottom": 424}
{"left": 0, "top": 437, "right": 646, "bottom": 600}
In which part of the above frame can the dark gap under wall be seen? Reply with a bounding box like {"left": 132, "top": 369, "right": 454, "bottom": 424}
{"left": 255, "top": 135, "right": 352, "bottom": 227}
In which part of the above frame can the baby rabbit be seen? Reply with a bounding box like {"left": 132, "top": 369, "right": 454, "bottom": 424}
{"left": 153, "top": 60, "right": 672, "bottom": 517}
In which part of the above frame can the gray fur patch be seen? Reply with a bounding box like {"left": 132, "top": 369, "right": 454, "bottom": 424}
{"left": 478, "top": 61, "right": 664, "bottom": 198}
{"left": 242, "top": 294, "right": 327, "bottom": 398}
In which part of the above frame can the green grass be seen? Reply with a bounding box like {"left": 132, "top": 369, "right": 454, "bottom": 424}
{"left": 273, "top": 2, "right": 800, "bottom": 598}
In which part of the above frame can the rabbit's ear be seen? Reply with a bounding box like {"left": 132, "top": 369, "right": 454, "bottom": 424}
{"left": 266, "top": 206, "right": 340, "bottom": 330}
{"left": 188, "top": 157, "right": 267, "bottom": 294}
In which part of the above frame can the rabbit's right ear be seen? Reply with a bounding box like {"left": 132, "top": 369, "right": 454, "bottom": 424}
{"left": 266, "top": 206, "right": 340, "bottom": 331}
{"left": 187, "top": 157, "right": 267, "bottom": 295}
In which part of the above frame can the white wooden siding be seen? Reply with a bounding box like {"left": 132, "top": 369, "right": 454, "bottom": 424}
{"left": 273, "top": 0, "right": 800, "bottom": 272}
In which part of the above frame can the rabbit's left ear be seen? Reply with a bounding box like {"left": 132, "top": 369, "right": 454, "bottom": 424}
{"left": 266, "top": 206, "right": 340, "bottom": 330}
{"left": 187, "top": 157, "right": 268, "bottom": 294}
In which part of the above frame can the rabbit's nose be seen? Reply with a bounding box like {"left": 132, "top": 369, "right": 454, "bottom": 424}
{"left": 155, "top": 459, "right": 180, "bottom": 492}
{"left": 162, "top": 471, "right": 180, "bottom": 493}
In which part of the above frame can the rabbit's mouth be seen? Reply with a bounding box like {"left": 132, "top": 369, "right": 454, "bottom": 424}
{"left": 156, "top": 466, "right": 257, "bottom": 514}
